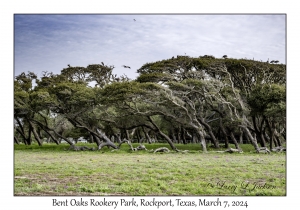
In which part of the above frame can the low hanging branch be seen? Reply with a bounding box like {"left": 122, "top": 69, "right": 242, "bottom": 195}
{"left": 216, "top": 148, "right": 243, "bottom": 153}
{"left": 153, "top": 147, "right": 170, "bottom": 153}
{"left": 117, "top": 139, "right": 148, "bottom": 151}
{"left": 98, "top": 141, "right": 118, "bottom": 150}
{"left": 257, "top": 147, "right": 271, "bottom": 154}
{"left": 31, "top": 119, "right": 72, "bottom": 145}
{"left": 115, "top": 139, "right": 173, "bottom": 153}
{"left": 271, "top": 146, "right": 286, "bottom": 152}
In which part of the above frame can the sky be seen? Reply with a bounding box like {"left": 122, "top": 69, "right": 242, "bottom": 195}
{"left": 14, "top": 14, "right": 286, "bottom": 80}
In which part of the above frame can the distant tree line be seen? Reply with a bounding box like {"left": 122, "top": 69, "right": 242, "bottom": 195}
{"left": 14, "top": 56, "right": 286, "bottom": 152}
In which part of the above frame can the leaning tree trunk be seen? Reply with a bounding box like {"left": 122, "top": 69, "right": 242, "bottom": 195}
{"left": 252, "top": 116, "right": 266, "bottom": 147}
{"left": 147, "top": 116, "right": 178, "bottom": 151}
{"left": 219, "top": 118, "right": 230, "bottom": 148}
{"left": 190, "top": 121, "right": 207, "bottom": 152}
{"left": 28, "top": 120, "right": 43, "bottom": 146}
{"left": 69, "top": 118, "right": 117, "bottom": 148}
{"left": 91, "top": 133, "right": 101, "bottom": 146}
{"left": 176, "top": 127, "right": 182, "bottom": 144}
{"left": 14, "top": 136, "right": 20, "bottom": 144}
{"left": 42, "top": 129, "right": 59, "bottom": 145}
{"left": 98, "top": 141, "right": 118, "bottom": 150}
{"left": 239, "top": 128, "right": 244, "bottom": 144}
{"left": 192, "top": 132, "right": 198, "bottom": 143}
{"left": 31, "top": 119, "right": 72, "bottom": 145}
{"left": 89, "top": 134, "right": 94, "bottom": 143}
{"left": 157, "top": 130, "right": 178, "bottom": 151}
{"left": 182, "top": 128, "right": 187, "bottom": 144}
{"left": 96, "top": 129, "right": 113, "bottom": 143}
{"left": 125, "top": 129, "right": 130, "bottom": 141}
{"left": 266, "top": 119, "right": 276, "bottom": 151}
{"left": 199, "top": 117, "right": 219, "bottom": 148}
{"left": 142, "top": 126, "right": 152, "bottom": 144}
{"left": 136, "top": 128, "right": 142, "bottom": 143}
{"left": 16, "top": 127, "right": 29, "bottom": 145}
{"left": 228, "top": 130, "right": 242, "bottom": 151}
{"left": 196, "top": 129, "right": 207, "bottom": 153}
{"left": 274, "top": 128, "right": 282, "bottom": 147}
{"left": 242, "top": 126, "right": 260, "bottom": 152}
{"left": 170, "top": 128, "right": 177, "bottom": 143}
{"left": 15, "top": 119, "right": 32, "bottom": 145}
{"left": 259, "top": 118, "right": 267, "bottom": 147}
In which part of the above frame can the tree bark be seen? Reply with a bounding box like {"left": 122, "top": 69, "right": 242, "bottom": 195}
{"left": 266, "top": 119, "right": 275, "bottom": 150}
{"left": 148, "top": 116, "right": 178, "bottom": 151}
{"left": 91, "top": 133, "right": 101, "bottom": 145}
{"left": 15, "top": 118, "right": 32, "bottom": 145}
{"left": 42, "top": 129, "right": 59, "bottom": 145}
{"left": 142, "top": 126, "right": 152, "bottom": 144}
{"left": 242, "top": 126, "right": 260, "bottom": 152}
{"left": 252, "top": 116, "right": 266, "bottom": 147}
{"left": 219, "top": 118, "right": 229, "bottom": 148}
{"left": 192, "top": 132, "right": 198, "bottom": 143}
{"left": 171, "top": 128, "right": 177, "bottom": 143}
{"left": 136, "top": 128, "right": 142, "bottom": 143}
{"left": 182, "top": 128, "right": 187, "bottom": 144}
{"left": 28, "top": 120, "right": 43, "bottom": 146}
{"left": 14, "top": 136, "right": 20, "bottom": 144}
{"left": 274, "top": 129, "right": 282, "bottom": 147}
{"left": 31, "top": 119, "right": 73, "bottom": 145}
{"left": 228, "top": 130, "right": 241, "bottom": 151}
{"left": 199, "top": 117, "right": 219, "bottom": 148}
{"left": 196, "top": 129, "right": 207, "bottom": 152}
{"left": 89, "top": 134, "right": 94, "bottom": 143}
{"left": 177, "top": 127, "right": 182, "bottom": 144}
{"left": 125, "top": 129, "right": 130, "bottom": 141}
{"left": 239, "top": 128, "right": 243, "bottom": 144}
{"left": 98, "top": 141, "right": 118, "bottom": 150}
{"left": 16, "top": 127, "right": 28, "bottom": 144}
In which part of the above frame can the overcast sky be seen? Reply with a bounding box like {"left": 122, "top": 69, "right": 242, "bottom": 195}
{"left": 15, "top": 14, "right": 285, "bottom": 80}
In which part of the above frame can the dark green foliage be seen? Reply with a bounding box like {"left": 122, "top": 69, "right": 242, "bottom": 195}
{"left": 248, "top": 84, "right": 286, "bottom": 117}
{"left": 14, "top": 55, "right": 286, "bottom": 151}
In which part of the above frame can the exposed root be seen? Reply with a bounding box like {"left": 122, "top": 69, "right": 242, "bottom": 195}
{"left": 271, "top": 146, "right": 286, "bottom": 152}
{"left": 117, "top": 139, "right": 148, "bottom": 151}
{"left": 257, "top": 147, "right": 271, "bottom": 154}
{"left": 216, "top": 148, "right": 243, "bottom": 153}
{"left": 97, "top": 139, "right": 186, "bottom": 153}
{"left": 98, "top": 141, "right": 118, "bottom": 150}
{"left": 135, "top": 144, "right": 147, "bottom": 151}
{"left": 153, "top": 147, "right": 170, "bottom": 153}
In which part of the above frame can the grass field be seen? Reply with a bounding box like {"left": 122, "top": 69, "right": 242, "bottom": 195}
{"left": 14, "top": 143, "right": 286, "bottom": 196}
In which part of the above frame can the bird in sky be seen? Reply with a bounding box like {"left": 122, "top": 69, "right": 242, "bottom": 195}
{"left": 133, "top": 19, "right": 136, "bottom": 21}
{"left": 67, "top": 64, "right": 71, "bottom": 67}
{"left": 122, "top": 65, "right": 131, "bottom": 69}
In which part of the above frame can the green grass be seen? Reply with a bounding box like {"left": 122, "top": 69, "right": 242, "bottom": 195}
{"left": 14, "top": 143, "right": 286, "bottom": 196}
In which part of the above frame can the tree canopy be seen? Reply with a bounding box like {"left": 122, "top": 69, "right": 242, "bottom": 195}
{"left": 14, "top": 56, "right": 286, "bottom": 153}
